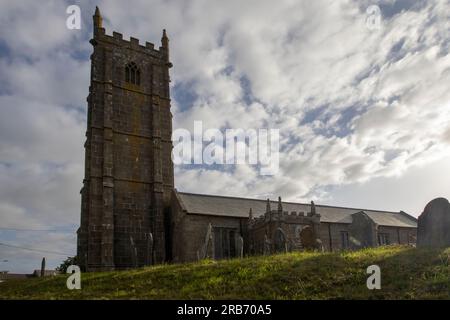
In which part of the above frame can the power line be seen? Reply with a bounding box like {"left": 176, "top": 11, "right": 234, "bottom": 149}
{"left": 0, "top": 227, "right": 75, "bottom": 232}
{"left": 0, "top": 242, "right": 73, "bottom": 256}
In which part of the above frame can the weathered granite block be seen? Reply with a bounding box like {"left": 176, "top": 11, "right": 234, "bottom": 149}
{"left": 417, "top": 198, "right": 450, "bottom": 248}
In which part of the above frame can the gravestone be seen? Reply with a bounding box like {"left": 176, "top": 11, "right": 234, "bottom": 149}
{"left": 274, "top": 228, "right": 287, "bottom": 253}
{"left": 300, "top": 226, "right": 316, "bottom": 249}
{"left": 263, "top": 234, "right": 271, "bottom": 255}
{"left": 349, "top": 211, "right": 377, "bottom": 249}
{"left": 198, "top": 223, "right": 213, "bottom": 260}
{"left": 40, "top": 257, "right": 46, "bottom": 277}
{"left": 146, "top": 233, "right": 154, "bottom": 265}
{"left": 237, "top": 236, "right": 244, "bottom": 258}
{"left": 417, "top": 198, "right": 450, "bottom": 248}
{"left": 130, "top": 236, "right": 138, "bottom": 267}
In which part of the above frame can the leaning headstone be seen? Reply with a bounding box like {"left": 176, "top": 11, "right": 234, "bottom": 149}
{"left": 146, "top": 233, "right": 153, "bottom": 265}
{"left": 198, "top": 223, "right": 213, "bottom": 260}
{"left": 417, "top": 198, "right": 450, "bottom": 248}
{"left": 237, "top": 236, "right": 244, "bottom": 258}
{"left": 263, "top": 234, "right": 271, "bottom": 255}
{"left": 130, "top": 236, "right": 138, "bottom": 267}
{"left": 349, "top": 211, "right": 377, "bottom": 249}
{"left": 274, "top": 228, "right": 287, "bottom": 253}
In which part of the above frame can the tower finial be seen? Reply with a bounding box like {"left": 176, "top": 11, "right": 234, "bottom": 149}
{"left": 311, "top": 200, "right": 316, "bottom": 216}
{"left": 93, "top": 6, "right": 103, "bottom": 30}
{"left": 161, "top": 29, "right": 169, "bottom": 47}
{"left": 161, "top": 29, "right": 172, "bottom": 67}
{"left": 278, "top": 196, "right": 283, "bottom": 213}
{"left": 266, "top": 198, "right": 271, "bottom": 214}
{"left": 248, "top": 208, "right": 253, "bottom": 220}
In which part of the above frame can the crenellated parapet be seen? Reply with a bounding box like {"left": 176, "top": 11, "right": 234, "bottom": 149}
{"left": 247, "top": 196, "right": 323, "bottom": 255}
{"left": 90, "top": 6, "right": 170, "bottom": 63}
{"left": 249, "top": 197, "right": 321, "bottom": 226}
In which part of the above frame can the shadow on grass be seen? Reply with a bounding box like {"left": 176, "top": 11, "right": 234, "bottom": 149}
{"left": 194, "top": 246, "right": 450, "bottom": 300}
{"left": 0, "top": 246, "right": 448, "bottom": 300}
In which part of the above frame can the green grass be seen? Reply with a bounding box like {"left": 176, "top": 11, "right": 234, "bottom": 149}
{"left": 1, "top": 245, "right": 449, "bottom": 299}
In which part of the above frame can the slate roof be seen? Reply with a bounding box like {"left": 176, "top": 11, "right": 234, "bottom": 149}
{"left": 176, "top": 192, "right": 417, "bottom": 228}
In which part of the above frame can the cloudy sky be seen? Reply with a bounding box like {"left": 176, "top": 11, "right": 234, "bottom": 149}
{"left": 0, "top": 0, "right": 449, "bottom": 273}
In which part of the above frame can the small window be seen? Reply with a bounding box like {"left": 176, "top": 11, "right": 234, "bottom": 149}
{"left": 340, "top": 231, "right": 349, "bottom": 249}
{"left": 125, "top": 62, "right": 140, "bottom": 86}
{"left": 378, "top": 233, "right": 390, "bottom": 246}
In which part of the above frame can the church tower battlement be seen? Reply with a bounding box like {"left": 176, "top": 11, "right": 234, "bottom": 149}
{"left": 77, "top": 7, "right": 174, "bottom": 271}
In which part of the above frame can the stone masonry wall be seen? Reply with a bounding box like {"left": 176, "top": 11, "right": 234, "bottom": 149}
{"left": 78, "top": 16, "right": 173, "bottom": 271}
{"left": 171, "top": 211, "right": 245, "bottom": 263}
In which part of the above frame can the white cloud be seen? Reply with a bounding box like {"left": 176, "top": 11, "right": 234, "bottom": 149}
{"left": 165, "top": 0, "right": 450, "bottom": 209}
{"left": 0, "top": 0, "right": 449, "bottom": 272}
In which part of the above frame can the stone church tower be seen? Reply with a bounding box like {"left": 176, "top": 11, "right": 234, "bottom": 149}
{"left": 77, "top": 7, "right": 174, "bottom": 271}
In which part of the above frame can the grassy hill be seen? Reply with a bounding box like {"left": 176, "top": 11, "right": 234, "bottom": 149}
{"left": 0, "top": 245, "right": 449, "bottom": 299}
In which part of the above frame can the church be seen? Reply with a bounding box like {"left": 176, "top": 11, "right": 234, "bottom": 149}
{"left": 77, "top": 8, "right": 418, "bottom": 271}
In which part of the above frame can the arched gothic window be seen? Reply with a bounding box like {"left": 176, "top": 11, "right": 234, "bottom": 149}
{"left": 125, "top": 62, "right": 140, "bottom": 85}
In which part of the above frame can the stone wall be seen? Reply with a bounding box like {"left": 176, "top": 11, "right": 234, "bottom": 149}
{"left": 319, "top": 223, "right": 351, "bottom": 251}
{"left": 170, "top": 199, "right": 245, "bottom": 262}
{"left": 170, "top": 206, "right": 418, "bottom": 263}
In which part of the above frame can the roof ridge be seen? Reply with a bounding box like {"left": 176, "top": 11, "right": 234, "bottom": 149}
{"left": 176, "top": 191, "right": 402, "bottom": 214}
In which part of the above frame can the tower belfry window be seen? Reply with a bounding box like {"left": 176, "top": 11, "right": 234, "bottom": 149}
{"left": 125, "top": 62, "right": 140, "bottom": 85}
